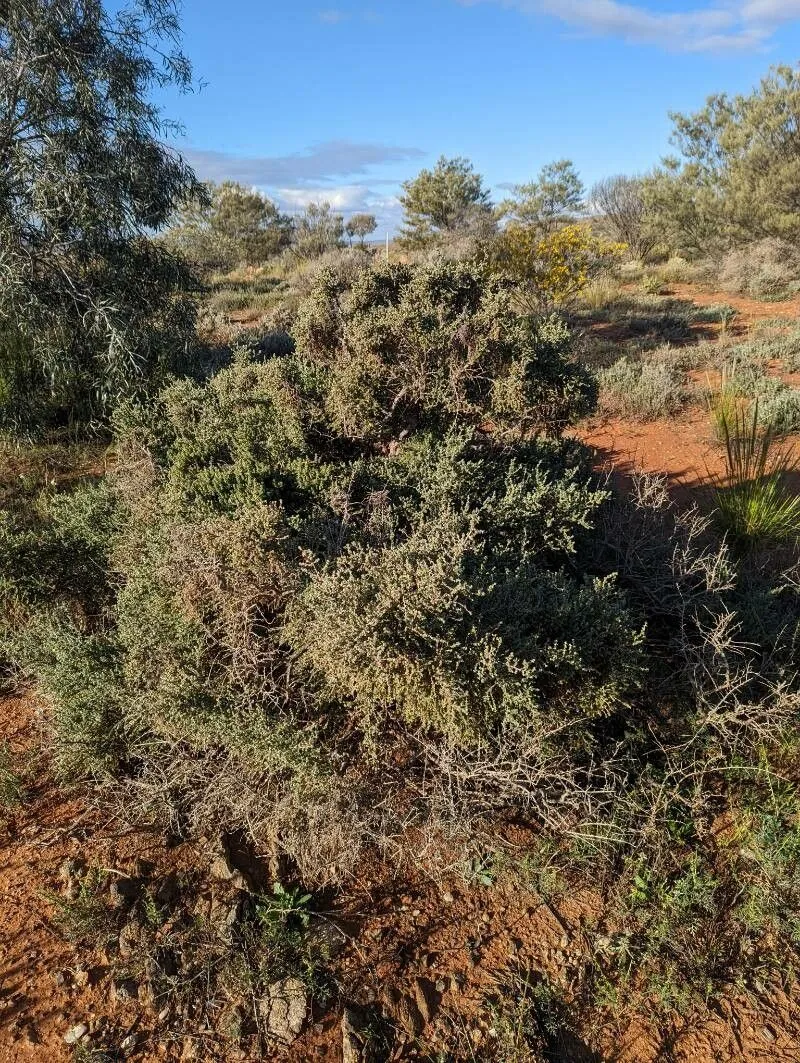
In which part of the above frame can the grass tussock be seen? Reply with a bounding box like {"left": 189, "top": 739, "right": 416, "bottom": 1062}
{"left": 713, "top": 402, "right": 800, "bottom": 547}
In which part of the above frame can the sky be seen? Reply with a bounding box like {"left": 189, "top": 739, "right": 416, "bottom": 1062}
{"left": 156, "top": 0, "right": 800, "bottom": 233}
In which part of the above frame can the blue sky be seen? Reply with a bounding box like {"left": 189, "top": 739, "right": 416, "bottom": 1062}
{"left": 158, "top": 0, "right": 800, "bottom": 232}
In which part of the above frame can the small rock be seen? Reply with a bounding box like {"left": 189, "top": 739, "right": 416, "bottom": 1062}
{"left": 258, "top": 978, "right": 307, "bottom": 1044}
{"left": 64, "top": 1023, "right": 88, "bottom": 1046}
{"left": 441, "top": 891, "right": 454, "bottom": 904}
{"left": 413, "top": 978, "right": 440, "bottom": 1026}
{"left": 342, "top": 1008, "right": 362, "bottom": 1063}
{"left": 120, "top": 1033, "right": 139, "bottom": 1053}
{"left": 111, "top": 978, "right": 139, "bottom": 1003}
{"left": 118, "top": 920, "right": 142, "bottom": 960}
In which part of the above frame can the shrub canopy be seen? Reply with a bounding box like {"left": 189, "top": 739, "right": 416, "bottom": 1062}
{"left": 1, "top": 259, "right": 645, "bottom": 848}
{"left": 293, "top": 258, "right": 597, "bottom": 438}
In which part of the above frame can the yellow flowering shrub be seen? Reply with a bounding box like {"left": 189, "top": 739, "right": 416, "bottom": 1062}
{"left": 494, "top": 222, "right": 627, "bottom": 312}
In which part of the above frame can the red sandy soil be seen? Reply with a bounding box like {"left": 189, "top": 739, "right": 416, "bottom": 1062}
{"left": 3, "top": 690, "right": 800, "bottom": 1062}
{"left": 576, "top": 405, "right": 722, "bottom": 492}
{"left": 576, "top": 284, "right": 800, "bottom": 493}
{"left": 668, "top": 283, "right": 800, "bottom": 326}
{"left": 0, "top": 691, "right": 192, "bottom": 1062}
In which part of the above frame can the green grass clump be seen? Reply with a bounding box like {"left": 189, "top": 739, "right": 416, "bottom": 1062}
{"left": 713, "top": 402, "right": 800, "bottom": 547}
{"left": 641, "top": 273, "right": 667, "bottom": 296}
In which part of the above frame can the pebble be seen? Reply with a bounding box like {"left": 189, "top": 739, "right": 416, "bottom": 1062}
{"left": 63, "top": 1023, "right": 88, "bottom": 1046}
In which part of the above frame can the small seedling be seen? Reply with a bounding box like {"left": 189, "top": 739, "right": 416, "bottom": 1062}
{"left": 255, "top": 881, "right": 313, "bottom": 933}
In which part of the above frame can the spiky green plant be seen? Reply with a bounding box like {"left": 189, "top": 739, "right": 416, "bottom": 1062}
{"left": 713, "top": 401, "right": 800, "bottom": 547}
{"left": 706, "top": 363, "right": 748, "bottom": 443}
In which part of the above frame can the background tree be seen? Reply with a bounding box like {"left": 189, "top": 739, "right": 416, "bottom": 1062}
{"left": 345, "top": 212, "right": 378, "bottom": 246}
{"left": 591, "top": 175, "right": 656, "bottom": 261}
{"left": 291, "top": 201, "right": 345, "bottom": 259}
{"left": 500, "top": 159, "right": 584, "bottom": 236}
{"left": 167, "top": 181, "right": 293, "bottom": 269}
{"left": 0, "top": 0, "right": 203, "bottom": 432}
{"left": 642, "top": 65, "right": 800, "bottom": 255}
{"left": 399, "top": 156, "right": 493, "bottom": 246}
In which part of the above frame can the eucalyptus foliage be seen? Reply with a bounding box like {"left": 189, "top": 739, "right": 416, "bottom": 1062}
{"left": 0, "top": 0, "right": 202, "bottom": 431}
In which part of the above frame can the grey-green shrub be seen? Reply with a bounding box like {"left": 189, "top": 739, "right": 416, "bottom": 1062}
{"left": 3, "top": 259, "right": 646, "bottom": 880}
{"left": 0, "top": 480, "right": 118, "bottom": 626}
{"left": 719, "top": 239, "right": 800, "bottom": 300}
{"left": 598, "top": 358, "right": 685, "bottom": 419}
{"left": 758, "top": 387, "right": 800, "bottom": 434}
{"left": 293, "top": 258, "right": 597, "bottom": 440}
{"left": 285, "top": 432, "right": 643, "bottom": 743}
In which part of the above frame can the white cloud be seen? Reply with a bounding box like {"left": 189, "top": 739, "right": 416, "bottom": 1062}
{"left": 456, "top": 0, "right": 800, "bottom": 52}
{"left": 276, "top": 185, "right": 372, "bottom": 211}
{"left": 740, "top": 0, "right": 800, "bottom": 23}
{"left": 179, "top": 140, "right": 424, "bottom": 187}
{"left": 317, "top": 9, "right": 349, "bottom": 23}
{"left": 175, "top": 143, "right": 420, "bottom": 234}
{"left": 274, "top": 188, "right": 403, "bottom": 234}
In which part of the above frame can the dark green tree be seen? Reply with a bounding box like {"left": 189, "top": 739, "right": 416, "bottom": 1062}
{"left": 0, "top": 0, "right": 203, "bottom": 431}
{"left": 500, "top": 159, "right": 585, "bottom": 236}
{"left": 399, "top": 156, "right": 493, "bottom": 246}
{"left": 642, "top": 65, "right": 800, "bottom": 254}
{"left": 167, "top": 180, "right": 293, "bottom": 268}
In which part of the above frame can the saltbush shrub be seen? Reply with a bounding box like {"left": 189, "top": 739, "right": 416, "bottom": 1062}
{"left": 294, "top": 258, "right": 596, "bottom": 440}
{"left": 4, "top": 259, "right": 645, "bottom": 880}
{"left": 598, "top": 358, "right": 685, "bottom": 420}
{"left": 719, "top": 239, "right": 800, "bottom": 301}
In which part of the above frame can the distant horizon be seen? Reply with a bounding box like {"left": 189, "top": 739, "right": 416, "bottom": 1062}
{"left": 157, "top": 0, "right": 800, "bottom": 234}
